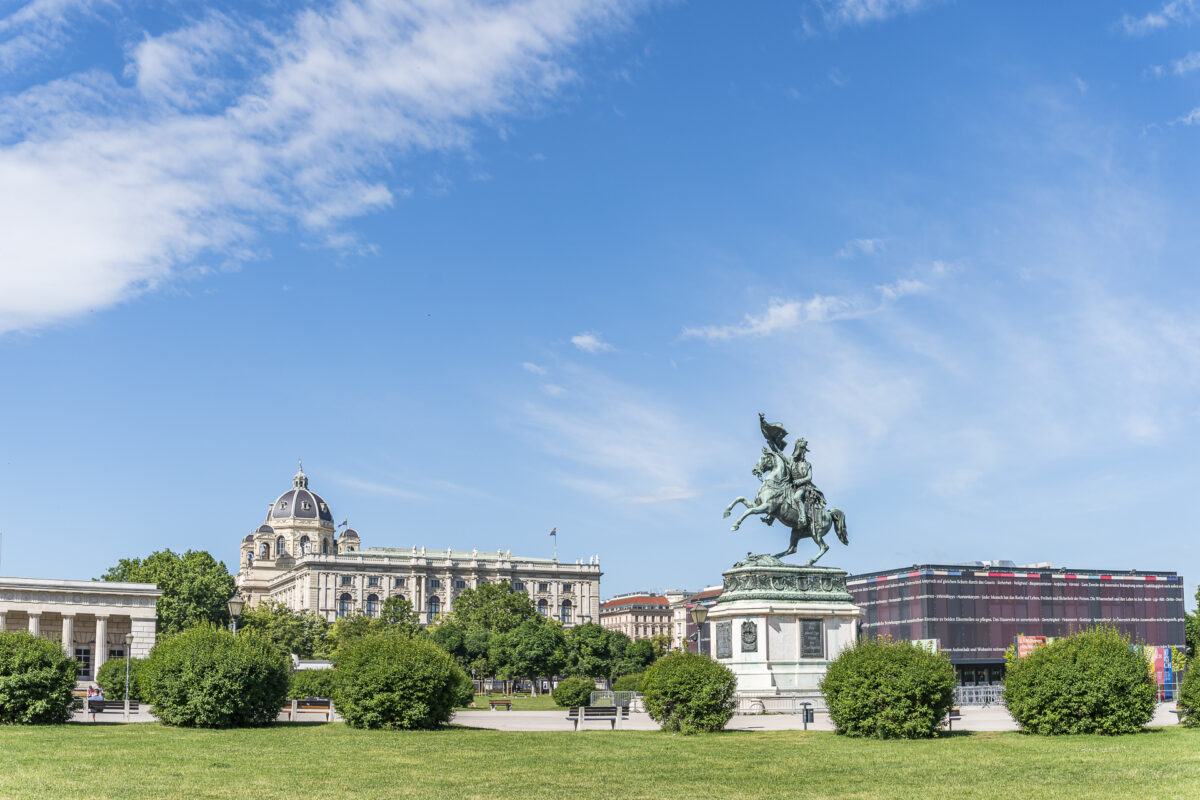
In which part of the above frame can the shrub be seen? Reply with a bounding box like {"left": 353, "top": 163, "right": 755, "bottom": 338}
{"left": 641, "top": 652, "right": 736, "bottom": 734}
{"left": 552, "top": 676, "right": 594, "bottom": 707}
{"left": 820, "top": 638, "right": 956, "bottom": 739}
{"left": 1002, "top": 626, "right": 1156, "bottom": 735}
{"left": 96, "top": 656, "right": 147, "bottom": 703}
{"left": 1178, "top": 661, "right": 1200, "bottom": 727}
{"left": 0, "top": 631, "right": 79, "bottom": 724}
{"left": 289, "top": 668, "right": 337, "bottom": 700}
{"left": 612, "top": 673, "right": 644, "bottom": 693}
{"left": 334, "top": 633, "right": 472, "bottom": 729}
{"left": 141, "top": 626, "right": 290, "bottom": 728}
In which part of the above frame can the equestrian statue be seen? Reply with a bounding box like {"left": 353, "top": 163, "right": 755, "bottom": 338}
{"left": 722, "top": 413, "right": 849, "bottom": 565}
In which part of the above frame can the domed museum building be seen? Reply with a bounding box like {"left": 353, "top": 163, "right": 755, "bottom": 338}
{"left": 237, "top": 465, "right": 602, "bottom": 626}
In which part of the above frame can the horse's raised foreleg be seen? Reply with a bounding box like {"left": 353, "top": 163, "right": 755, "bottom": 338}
{"left": 730, "top": 504, "right": 770, "bottom": 531}
{"left": 722, "top": 497, "right": 749, "bottom": 519}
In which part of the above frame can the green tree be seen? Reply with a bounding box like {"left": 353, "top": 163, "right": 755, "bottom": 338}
{"left": 447, "top": 582, "right": 535, "bottom": 634}
{"left": 379, "top": 596, "right": 420, "bottom": 636}
{"left": 490, "top": 616, "right": 567, "bottom": 695}
{"left": 620, "top": 638, "right": 658, "bottom": 675}
{"left": 238, "top": 601, "right": 331, "bottom": 659}
{"left": 565, "top": 623, "right": 630, "bottom": 681}
{"left": 327, "top": 603, "right": 420, "bottom": 658}
{"left": 100, "top": 550, "right": 235, "bottom": 634}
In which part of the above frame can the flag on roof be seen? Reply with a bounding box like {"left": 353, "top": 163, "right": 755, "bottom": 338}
{"left": 549, "top": 527, "right": 557, "bottom": 536}
{"left": 337, "top": 519, "right": 348, "bottom": 529}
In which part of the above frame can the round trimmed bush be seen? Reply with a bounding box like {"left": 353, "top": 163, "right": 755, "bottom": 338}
{"left": 96, "top": 656, "right": 147, "bottom": 704}
{"left": 1002, "top": 626, "right": 1156, "bottom": 735}
{"left": 141, "top": 626, "right": 290, "bottom": 728}
{"left": 820, "top": 638, "right": 956, "bottom": 739}
{"left": 552, "top": 676, "right": 593, "bottom": 707}
{"left": 641, "top": 652, "right": 736, "bottom": 734}
{"left": 1177, "top": 657, "right": 1200, "bottom": 727}
{"left": 334, "top": 633, "right": 472, "bottom": 729}
{"left": 289, "top": 668, "right": 337, "bottom": 700}
{"left": 0, "top": 631, "right": 79, "bottom": 724}
{"left": 612, "top": 673, "right": 643, "bottom": 693}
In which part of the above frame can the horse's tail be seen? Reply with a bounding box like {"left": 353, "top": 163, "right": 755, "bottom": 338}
{"left": 832, "top": 508, "right": 848, "bottom": 545}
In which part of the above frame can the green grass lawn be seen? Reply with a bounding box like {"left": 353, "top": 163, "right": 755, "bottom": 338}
{"left": 461, "top": 693, "right": 560, "bottom": 710}
{"left": 3, "top": 723, "right": 1199, "bottom": 800}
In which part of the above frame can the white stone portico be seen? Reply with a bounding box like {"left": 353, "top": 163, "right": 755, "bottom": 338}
{"left": 0, "top": 577, "right": 160, "bottom": 681}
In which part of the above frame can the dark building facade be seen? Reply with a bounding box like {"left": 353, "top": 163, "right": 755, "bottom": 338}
{"left": 846, "top": 562, "right": 1186, "bottom": 685}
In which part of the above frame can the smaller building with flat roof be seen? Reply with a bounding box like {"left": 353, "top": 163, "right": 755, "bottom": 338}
{"left": 846, "top": 561, "right": 1185, "bottom": 686}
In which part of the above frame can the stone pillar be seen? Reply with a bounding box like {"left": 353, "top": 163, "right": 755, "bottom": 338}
{"left": 61, "top": 615, "right": 75, "bottom": 656}
{"left": 28, "top": 612, "right": 40, "bottom": 636}
{"left": 551, "top": 579, "right": 561, "bottom": 624}
{"left": 94, "top": 616, "right": 109, "bottom": 675}
{"left": 0, "top": 611, "right": 6, "bottom": 633}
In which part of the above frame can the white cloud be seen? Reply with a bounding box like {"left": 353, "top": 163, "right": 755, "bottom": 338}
{"left": 836, "top": 237, "right": 884, "bottom": 259}
{"left": 541, "top": 384, "right": 566, "bottom": 396}
{"left": 571, "top": 331, "right": 615, "bottom": 353}
{"left": 1175, "top": 107, "right": 1200, "bottom": 124}
{"left": 0, "top": 0, "right": 649, "bottom": 334}
{"left": 522, "top": 361, "right": 547, "bottom": 375}
{"left": 1118, "top": 0, "right": 1197, "bottom": 35}
{"left": 819, "top": 0, "right": 937, "bottom": 26}
{"left": 0, "top": 0, "right": 107, "bottom": 73}
{"left": 682, "top": 266, "right": 942, "bottom": 341}
{"left": 1173, "top": 51, "right": 1200, "bottom": 74}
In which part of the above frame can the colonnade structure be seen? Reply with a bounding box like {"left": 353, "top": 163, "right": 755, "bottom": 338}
{"left": 0, "top": 576, "right": 160, "bottom": 681}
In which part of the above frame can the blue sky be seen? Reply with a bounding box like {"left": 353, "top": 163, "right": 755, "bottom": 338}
{"left": 2, "top": 0, "right": 1200, "bottom": 602}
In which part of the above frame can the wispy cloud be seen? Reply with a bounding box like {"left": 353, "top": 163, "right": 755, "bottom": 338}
{"left": 571, "top": 331, "right": 615, "bottom": 353}
{"left": 522, "top": 361, "right": 548, "bottom": 375}
{"left": 836, "top": 237, "right": 884, "bottom": 259}
{"left": 819, "top": 0, "right": 939, "bottom": 27}
{"left": 1173, "top": 51, "right": 1200, "bottom": 74}
{"left": 0, "top": 0, "right": 107, "bottom": 73}
{"left": 1118, "top": 0, "right": 1197, "bottom": 35}
{"left": 1175, "top": 107, "right": 1200, "bottom": 124}
{"left": 681, "top": 266, "right": 944, "bottom": 341}
{"left": 0, "top": 0, "right": 650, "bottom": 335}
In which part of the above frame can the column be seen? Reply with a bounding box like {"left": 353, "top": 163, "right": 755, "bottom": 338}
{"left": 0, "top": 611, "right": 6, "bottom": 633}
{"left": 28, "top": 612, "right": 40, "bottom": 636}
{"left": 61, "top": 615, "right": 75, "bottom": 656}
{"left": 94, "top": 616, "right": 109, "bottom": 675}
{"left": 551, "top": 578, "right": 561, "bottom": 624}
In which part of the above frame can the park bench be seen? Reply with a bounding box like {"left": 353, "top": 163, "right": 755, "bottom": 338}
{"left": 87, "top": 700, "right": 139, "bottom": 721}
{"left": 488, "top": 699, "right": 513, "bottom": 711}
{"left": 281, "top": 697, "right": 334, "bottom": 722}
{"left": 567, "top": 705, "right": 629, "bottom": 731}
{"left": 946, "top": 706, "right": 962, "bottom": 731}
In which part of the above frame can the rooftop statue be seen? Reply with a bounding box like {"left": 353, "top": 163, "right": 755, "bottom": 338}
{"left": 722, "top": 413, "right": 849, "bottom": 566}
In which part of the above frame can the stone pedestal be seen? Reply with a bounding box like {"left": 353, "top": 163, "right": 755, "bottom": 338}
{"left": 709, "top": 555, "right": 861, "bottom": 708}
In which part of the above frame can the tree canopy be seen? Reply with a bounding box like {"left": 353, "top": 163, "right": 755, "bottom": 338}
{"left": 564, "top": 623, "right": 633, "bottom": 680}
{"left": 238, "top": 601, "right": 331, "bottom": 659}
{"left": 490, "top": 616, "right": 567, "bottom": 692}
{"left": 100, "top": 549, "right": 235, "bottom": 634}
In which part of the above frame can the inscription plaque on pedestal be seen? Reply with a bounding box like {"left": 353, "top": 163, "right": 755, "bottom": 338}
{"left": 715, "top": 621, "right": 732, "bottom": 658}
{"left": 741, "top": 620, "right": 758, "bottom": 653}
{"left": 800, "top": 618, "right": 823, "bottom": 659}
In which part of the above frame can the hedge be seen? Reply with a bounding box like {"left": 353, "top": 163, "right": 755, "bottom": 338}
{"left": 334, "top": 633, "right": 472, "bottom": 729}
{"left": 96, "top": 656, "right": 147, "bottom": 704}
{"left": 141, "top": 626, "right": 291, "bottom": 728}
{"left": 1002, "top": 626, "right": 1157, "bottom": 735}
{"left": 641, "top": 652, "right": 736, "bottom": 734}
{"left": 289, "top": 669, "right": 337, "bottom": 700}
{"left": 0, "top": 632, "right": 79, "bottom": 724}
{"left": 612, "top": 673, "right": 643, "bottom": 693}
{"left": 552, "top": 676, "right": 594, "bottom": 707}
{"left": 820, "top": 638, "right": 956, "bottom": 739}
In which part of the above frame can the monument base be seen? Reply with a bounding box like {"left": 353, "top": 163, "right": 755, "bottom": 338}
{"left": 709, "top": 554, "right": 861, "bottom": 709}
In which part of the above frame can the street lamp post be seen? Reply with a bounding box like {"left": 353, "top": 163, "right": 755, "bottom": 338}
{"left": 689, "top": 605, "right": 709, "bottom": 657}
{"left": 227, "top": 593, "right": 245, "bottom": 634}
{"left": 123, "top": 632, "right": 134, "bottom": 722}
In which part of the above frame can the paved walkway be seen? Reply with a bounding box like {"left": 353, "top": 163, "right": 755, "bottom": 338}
{"left": 451, "top": 702, "right": 1182, "bottom": 733}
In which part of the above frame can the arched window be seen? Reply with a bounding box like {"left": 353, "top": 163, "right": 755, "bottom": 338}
{"left": 426, "top": 596, "right": 441, "bottom": 620}
{"left": 276, "top": 536, "right": 286, "bottom": 556}
{"left": 260, "top": 542, "right": 270, "bottom": 558}
{"left": 246, "top": 552, "right": 254, "bottom": 566}
{"left": 299, "top": 536, "right": 310, "bottom": 555}
{"left": 560, "top": 599, "right": 573, "bottom": 624}
{"left": 337, "top": 593, "right": 352, "bottom": 618}
{"left": 537, "top": 599, "right": 549, "bottom": 617}
{"left": 321, "top": 539, "right": 329, "bottom": 555}
{"left": 366, "top": 594, "right": 380, "bottom": 617}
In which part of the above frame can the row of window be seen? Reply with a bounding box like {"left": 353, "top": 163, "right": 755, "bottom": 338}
{"left": 333, "top": 576, "right": 576, "bottom": 593}
{"left": 257, "top": 536, "right": 332, "bottom": 560}
{"left": 334, "top": 593, "right": 578, "bottom": 624}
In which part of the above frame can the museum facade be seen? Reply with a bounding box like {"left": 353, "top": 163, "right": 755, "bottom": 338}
{"left": 236, "top": 466, "right": 602, "bottom": 625}
{"left": 846, "top": 560, "right": 1186, "bottom": 685}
